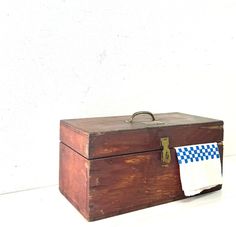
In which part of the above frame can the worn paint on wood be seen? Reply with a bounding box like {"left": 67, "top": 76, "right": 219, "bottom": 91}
{"left": 59, "top": 143, "right": 89, "bottom": 219}
{"left": 60, "top": 112, "right": 223, "bottom": 159}
{"left": 59, "top": 142, "right": 223, "bottom": 221}
{"left": 59, "top": 112, "right": 224, "bottom": 221}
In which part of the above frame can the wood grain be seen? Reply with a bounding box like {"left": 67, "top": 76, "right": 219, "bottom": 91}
{"left": 60, "top": 113, "right": 223, "bottom": 159}
{"left": 61, "top": 112, "right": 222, "bottom": 133}
{"left": 89, "top": 123, "right": 223, "bottom": 158}
{"left": 60, "top": 123, "right": 89, "bottom": 158}
{"left": 59, "top": 142, "right": 223, "bottom": 221}
{"left": 88, "top": 144, "right": 223, "bottom": 220}
{"left": 59, "top": 112, "right": 224, "bottom": 221}
{"left": 59, "top": 142, "right": 89, "bottom": 219}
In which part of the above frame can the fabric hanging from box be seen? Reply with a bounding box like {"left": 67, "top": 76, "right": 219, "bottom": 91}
{"left": 175, "top": 142, "right": 222, "bottom": 196}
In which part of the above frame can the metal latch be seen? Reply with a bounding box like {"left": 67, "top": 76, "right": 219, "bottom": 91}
{"left": 161, "top": 137, "right": 171, "bottom": 165}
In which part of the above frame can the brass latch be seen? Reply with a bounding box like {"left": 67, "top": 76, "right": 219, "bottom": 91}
{"left": 161, "top": 137, "right": 171, "bottom": 165}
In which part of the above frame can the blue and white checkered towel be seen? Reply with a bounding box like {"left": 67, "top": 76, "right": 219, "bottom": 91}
{"left": 175, "top": 142, "right": 222, "bottom": 196}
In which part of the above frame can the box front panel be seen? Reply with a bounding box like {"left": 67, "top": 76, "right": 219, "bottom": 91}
{"left": 88, "top": 144, "right": 223, "bottom": 220}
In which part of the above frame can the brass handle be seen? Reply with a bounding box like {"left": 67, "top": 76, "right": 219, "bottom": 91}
{"left": 126, "top": 111, "right": 156, "bottom": 123}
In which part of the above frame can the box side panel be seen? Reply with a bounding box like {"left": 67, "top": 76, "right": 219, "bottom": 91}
{"left": 89, "top": 123, "right": 223, "bottom": 158}
{"left": 60, "top": 122, "right": 89, "bottom": 158}
{"left": 88, "top": 144, "right": 223, "bottom": 221}
{"left": 59, "top": 142, "right": 89, "bottom": 220}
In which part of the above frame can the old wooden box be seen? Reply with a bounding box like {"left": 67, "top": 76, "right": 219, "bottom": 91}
{"left": 59, "top": 112, "right": 223, "bottom": 221}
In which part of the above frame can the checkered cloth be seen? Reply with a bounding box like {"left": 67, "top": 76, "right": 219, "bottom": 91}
{"left": 176, "top": 143, "right": 220, "bottom": 165}
{"left": 175, "top": 142, "right": 222, "bottom": 196}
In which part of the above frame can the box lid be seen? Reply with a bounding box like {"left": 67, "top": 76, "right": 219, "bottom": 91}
{"left": 60, "top": 112, "right": 223, "bottom": 159}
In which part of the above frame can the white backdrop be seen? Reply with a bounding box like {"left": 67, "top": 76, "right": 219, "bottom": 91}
{"left": 0, "top": 0, "right": 235, "bottom": 194}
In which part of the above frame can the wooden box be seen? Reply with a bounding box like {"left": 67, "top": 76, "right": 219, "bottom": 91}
{"left": 59, "top": 112, "right": 223, "bottom": 221}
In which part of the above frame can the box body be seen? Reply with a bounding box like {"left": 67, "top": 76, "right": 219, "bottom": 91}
{"left": 59, "top": 112, "right": 223, "bottom": 221}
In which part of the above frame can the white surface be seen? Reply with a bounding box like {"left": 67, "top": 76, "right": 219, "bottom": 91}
{"left": 0, "top": 155, "right": 235, "bottom": 227}
{"left": 0, "top": 0, "right": 235, "bottom": 194}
